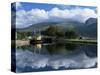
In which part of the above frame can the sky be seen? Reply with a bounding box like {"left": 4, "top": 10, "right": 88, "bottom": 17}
{"left": 11, "top": 2, "right": 97, "bottom": 28}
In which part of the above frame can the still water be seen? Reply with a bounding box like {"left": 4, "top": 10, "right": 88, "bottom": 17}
{"left": 16, "top": 43, "right": 97, "bottom": 72}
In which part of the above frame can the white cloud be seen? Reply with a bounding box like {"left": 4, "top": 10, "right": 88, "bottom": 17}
{"left": 15, "top": 2, "right": 22, "bottom": 10}
{"left": 27, "top": 9, "right": 49, "bottom": 23}
{"left": 16, "top": 9, "right": 49, "bottom": 28}
{"left": 15, "top": 3, "right": 97, "bottom": 28}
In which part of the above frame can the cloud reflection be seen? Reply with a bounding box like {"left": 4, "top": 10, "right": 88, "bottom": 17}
{"left": 16, "top": 50, "right": 97, "bottom": 71}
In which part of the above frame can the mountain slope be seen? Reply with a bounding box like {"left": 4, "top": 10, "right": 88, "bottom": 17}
{"left": 76, "top": 18, "right": 97, "bottom": 38}
{"left": 16, "top": 18, "right": 97, "bottom": 38}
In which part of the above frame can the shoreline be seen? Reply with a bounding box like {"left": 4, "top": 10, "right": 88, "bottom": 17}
{"left": 64, "top": 39, "right": 97, "bottom": 44}
{"left": 15, "top": 40, "right": 30, "bottom": 47}
{"left": 13, "top": 39, "right": 97, "bottom": 47}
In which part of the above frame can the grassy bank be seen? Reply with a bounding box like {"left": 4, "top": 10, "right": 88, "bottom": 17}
{"left": 13, "top": 38, "right": 97, "bottom": 47}
{"left": 63, "top": 39, "right": 97, "bottom": 44}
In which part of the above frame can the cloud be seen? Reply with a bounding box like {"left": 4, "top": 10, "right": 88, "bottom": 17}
{"left": 16, "top": 8, "right": 49, "bottom": 28}
{"left": 16, "top": 50, "right": 97, "bottom": 72}
{"left": 15, "top": 2, "right": 22, "bottom": 10}
{"left": 15, "top": 3, "right": 97, "bottom": 28}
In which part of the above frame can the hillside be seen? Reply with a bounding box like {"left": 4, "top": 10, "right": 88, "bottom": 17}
{"left": 16, "top": 18, "right": 97, "bottom": 38}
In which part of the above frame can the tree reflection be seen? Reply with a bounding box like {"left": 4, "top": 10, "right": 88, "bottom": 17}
{"left": 17, "top": 43, "right": 97, "bottom": 59}
{"left": 45, "top": 43, "right": 78, "bottom": 55}
{"left": 65, "top": 43, "right": 78, "bottom": 51}
{"left": 17, "top": 43, "right": 78, "bottom": 55}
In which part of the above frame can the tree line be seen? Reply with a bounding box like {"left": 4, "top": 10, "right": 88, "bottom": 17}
{"left": 16, "top": 25, "right": 79, "bottom": 40}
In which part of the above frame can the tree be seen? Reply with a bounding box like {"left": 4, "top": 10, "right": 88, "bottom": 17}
{"left": 17, "top": 32, "right": 32, "bottom": 40}
{"left": 45, "top": 26, "right": 56, "bottom": 36}
{"left": 65, "top": 28, "right": 79, "bottom": 39}
{"left": 44, "top": 25, "right": 65, "bottom": 37}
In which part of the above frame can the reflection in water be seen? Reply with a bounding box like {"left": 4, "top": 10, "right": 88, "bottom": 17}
{"left": 16, "top": 43, "right": 97, "bottom": 72}
{"left": 65, "top": 43, "right": 78, "bottom": 51}
{"left": 17, "top": 43, "right": 78, "bottom": 55}
{"left": 35, "top": 44, "right": 42, "bottom": 49}
{"left": 45, "top": 43, "right": 78, "bottom": 55}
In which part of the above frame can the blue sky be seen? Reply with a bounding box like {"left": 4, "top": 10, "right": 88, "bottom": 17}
{"left": 18, "top": 2, "right": 97, "bottom": 11}
{"left": 12, "top": 2, "right": 97, "bottom": 28}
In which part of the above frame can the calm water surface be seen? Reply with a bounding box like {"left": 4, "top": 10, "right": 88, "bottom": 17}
{"left": 15, "top": 43, "right": 97, "bottom": 72}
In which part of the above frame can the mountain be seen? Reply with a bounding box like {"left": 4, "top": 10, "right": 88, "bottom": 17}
{"left": 85, "top": 18, "right": 97, "bottom": 25}
{"left": 16, "top": 22, "right": 60, "bottom": 32}
{"left": 16, "top": 18, "right": 97, "bottom": 38}
{"left": 85, "top": 18, "right": 97, "bottom": 38}
{"left": 16, "top": 21, "right": 84, "bottom": 32}
{"left": 76, "top": 18, "right": 97, "bottom": 38}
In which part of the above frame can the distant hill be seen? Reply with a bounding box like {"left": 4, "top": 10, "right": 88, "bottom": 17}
{"left": 85, "top": 18, "right": 97, "bottom": 25}
{"left": 16, "top": 18, "right": 97, "bottom": 38}
{"left": 16, "top": 22, "right": 60, "bottom": 32}
{"left": 76, "top": 18, "right": 97, "bottom": 38}
{"left": 16, "top": 21, "right": 84, "bottom": 32}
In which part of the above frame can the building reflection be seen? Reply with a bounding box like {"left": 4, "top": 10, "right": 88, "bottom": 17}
{"left": 34, "top": 44, "right": 42, "bottom": 49}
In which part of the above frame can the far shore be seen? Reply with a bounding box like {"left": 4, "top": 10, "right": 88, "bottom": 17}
{"left": 15, "top": 40, "right": 30, "bottom": 47}
{"left": 56, "top": 39, "right": 97, "bottom": 44}
{"left": 13, "top": 38, "right": 97, "bottom": 47}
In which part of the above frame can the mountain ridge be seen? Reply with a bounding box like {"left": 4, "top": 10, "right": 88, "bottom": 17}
{"left": 16, "top": 18, "right": 97, "bottom": 38}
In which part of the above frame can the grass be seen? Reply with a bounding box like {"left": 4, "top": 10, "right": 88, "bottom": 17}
{"left": 65, "top": 39, "right": 97, "bottom": 44}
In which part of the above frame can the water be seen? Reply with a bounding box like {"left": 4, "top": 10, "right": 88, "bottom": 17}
{"left": 15, "top": 43, "right": 97, "bottom": 72}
